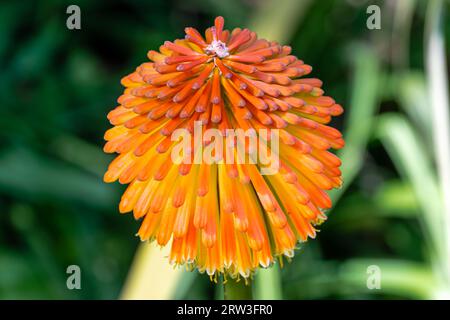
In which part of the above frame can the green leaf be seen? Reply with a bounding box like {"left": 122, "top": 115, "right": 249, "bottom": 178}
{"left": 376, "top": 114, "right": 443, "bottom": 264}
{"left": 339, "top": 258, "right": 435, "bottom": 299}
{"left": 0, "top": 147, "right": 117, "bottom": 210}
{"left": 374, "top": 180, "right": 419, "bottom": 217}
{"left": 329, "top": 46, "right": 381, "bottom": 203}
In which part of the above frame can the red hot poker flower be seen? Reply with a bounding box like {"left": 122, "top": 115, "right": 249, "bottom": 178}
{"left": 104, "top": 16, "right": 344, "bottom": 280}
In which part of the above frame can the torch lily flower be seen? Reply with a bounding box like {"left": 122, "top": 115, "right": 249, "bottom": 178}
{"left": 104, "top": 16, "right": 344, "bottom": 280}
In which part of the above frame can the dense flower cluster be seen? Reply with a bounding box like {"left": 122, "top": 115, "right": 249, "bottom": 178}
{"left": 104, "top": 17, "right": 344, "bottom": 279}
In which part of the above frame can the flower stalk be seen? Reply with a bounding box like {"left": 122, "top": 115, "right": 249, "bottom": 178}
{"left": 224, "top": 279, "right": 253, "bottom": 300}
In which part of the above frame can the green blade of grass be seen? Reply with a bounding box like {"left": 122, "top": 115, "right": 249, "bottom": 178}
{"left": 0, "top": 148, "right": 117, "bottom": 210}
{"left": 248, "top": 0, "right": 313, "bottom": 44}
{"left": 374, "top": 180, "right": 420, "bottom": 217}
{"left": 376, "top": 114, "right": 445, "bottom": 290}
{"left": 329, "top": 46, "right": 381, "bottom": 203}
{"left": 397, "top": 72, "right": 432, "bottom": 144}
{"left": 425, "top": 0, "right": 450, "bottom": 289}
{"left": 339, "top": 258, "right": 435, "bottom": 299}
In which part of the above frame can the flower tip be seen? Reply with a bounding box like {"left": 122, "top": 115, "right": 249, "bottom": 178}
{"left": 215, "top": 16, "right": 224, "bottom": 25}
{"left": 103, "top": 172, "right": 114, "bottom": 183}
{"left": 179, "top": 111, "right": 188, "bottom": 118}
{"left": 195, "top": 105, "right": 206, "bottom": 113}
{"left": 238, "top": 100, "right": 246, "bottom": 107}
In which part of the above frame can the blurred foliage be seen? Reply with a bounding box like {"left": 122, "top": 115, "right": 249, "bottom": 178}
{"left": 0, "top": 0, "right": 449, "bottom": 299}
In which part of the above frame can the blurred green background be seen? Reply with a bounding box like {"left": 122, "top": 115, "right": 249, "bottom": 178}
{"left": 0, "top": 0, "right": 449, "bottom": 299}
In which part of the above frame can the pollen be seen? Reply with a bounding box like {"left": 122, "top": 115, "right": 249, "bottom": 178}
{"left": 206, "top": 40, "right": 230, "bottom": 58}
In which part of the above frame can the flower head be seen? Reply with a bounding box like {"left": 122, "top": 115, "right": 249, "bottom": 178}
{"left": 104, "top": 16, "right": 344, "bottom": 280}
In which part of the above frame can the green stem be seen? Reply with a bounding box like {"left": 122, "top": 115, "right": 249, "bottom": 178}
{"left": 223, "top": 279, "right": 253, "bottom": 300}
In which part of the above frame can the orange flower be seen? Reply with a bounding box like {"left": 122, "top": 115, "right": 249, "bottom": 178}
{"left": 104, "top": 16, "right": 344, "bottom": 280}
